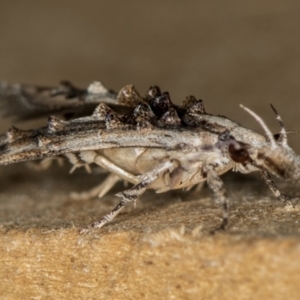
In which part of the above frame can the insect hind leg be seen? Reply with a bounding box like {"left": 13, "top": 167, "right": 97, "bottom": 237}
{"left": 70, "top": 153, "right": 140, "bottom": 201}
{"left": 80, "top": 160, "right": 177, "bottom": 233}
{"left": 94, "top": 155, "right": 139, "bottom": 185}
{"left": 70, "top": 173, "right": 120, "bottom": 200}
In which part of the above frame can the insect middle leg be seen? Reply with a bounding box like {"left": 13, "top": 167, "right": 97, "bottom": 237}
{"left": 80, "top": 159, "right": 177, "bottom": 233}
{"left": 205, "top": 165, "right": 229, "bottom": 231}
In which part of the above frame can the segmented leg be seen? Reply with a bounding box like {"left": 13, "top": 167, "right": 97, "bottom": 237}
{"left": 27, "top": 156, "right": 64, "bottom": 171}
{"left": 64, "top": 152, "right": 93, "bottom": 174}
{"left": 80, "top": 160, "right": 177, "bottom": 233}
{"left": 94, "top": 155, "right": 139, "bottom": 185}
{"left": 70, "top": 154, "right": 139, "bottom": 201}
{"left": 185, "top": 181, "right": 205, "bottom": 192}
{"left": 205, "top": 165, "right": 229, "bottom": 230}
{"left": 70, "top": 173, "right": 120, "bottom": 200}
{"left": 70, "top": 163, "right": 92, "bottom": 174}
{"left": 260, "top": 170, "right": 300, "bottom": 201}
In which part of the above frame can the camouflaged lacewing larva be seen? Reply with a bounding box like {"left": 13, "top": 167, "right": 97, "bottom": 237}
{"left": 0, "top": 80, "right": 299, "bottom": 232}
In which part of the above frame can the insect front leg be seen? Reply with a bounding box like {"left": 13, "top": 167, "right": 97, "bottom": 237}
{"left": 80, "top": 159, "right": 177, "bottom": 233}
{"left": 260, "top": 170, "right": 300, "bottom": 202}
{"left": 204, "top": 165, "right": 229, "bottom": 231}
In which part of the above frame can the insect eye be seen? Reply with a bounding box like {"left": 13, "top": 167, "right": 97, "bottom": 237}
{"left": 228, "top": 142, "right": 250, "bottom": 163}
{"left": 273, "top": 133, "right": 280, "bottom": 141}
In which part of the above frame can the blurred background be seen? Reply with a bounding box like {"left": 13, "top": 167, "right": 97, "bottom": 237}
{"left": 0, "top": 0, "right": 300, "bottom": 149}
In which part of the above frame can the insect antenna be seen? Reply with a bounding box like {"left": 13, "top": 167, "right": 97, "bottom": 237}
{"left": 287, "top": 130, "right": 300, "bottom": 135}
{"left": 240, "top": 104, "right": 277, "bottom": 148}
{"left": 270, "top": 104, "right": 287, "bottom": 145}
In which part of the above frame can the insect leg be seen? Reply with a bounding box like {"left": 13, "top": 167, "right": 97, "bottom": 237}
{"left": 205, "top": 166, "right": 229, "bottom": 230}
{"left": 70, "top": 154, "right": 139, "bottom": 200}
{"left": 94, "top": 155, "right": 139, "bottom": 185}
{"left": 185, "top": 182, "right": 205, "bottom": 192}
{"left": 80, "top": 159, "right": 177, "bottom": 232}
{"left": 70, "top": 173, "right": 120, "bottom": 200}
{"left": 26, "top": 156, "right": 65, "bottom": 171}
{"left": 260, "top": 170, "right": 300, "bottom": 201}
